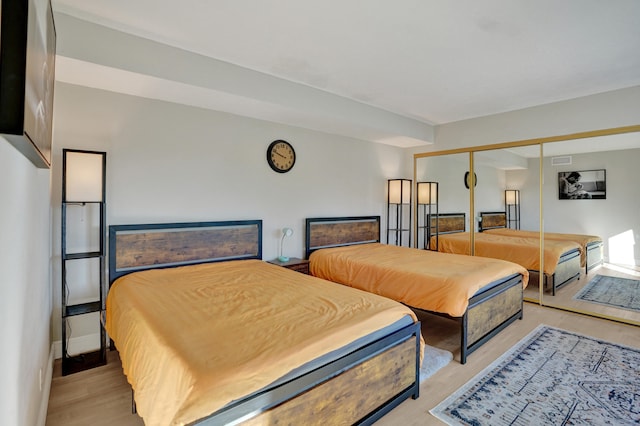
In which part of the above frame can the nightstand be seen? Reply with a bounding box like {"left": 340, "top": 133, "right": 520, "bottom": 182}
{"left": 267, "top": 257, "right": 310, "bottom": 274}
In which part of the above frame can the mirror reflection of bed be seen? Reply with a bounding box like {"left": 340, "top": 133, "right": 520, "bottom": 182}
{"left": 415, "top": 128, "right": 640, "bottom": 327}
{"left": 479, "top": 212, "right": 600, "bottom": 292}
{"left": 431, "top": 212, "right": 582, "bottom": 296}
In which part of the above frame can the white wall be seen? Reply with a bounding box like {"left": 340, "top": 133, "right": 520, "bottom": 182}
{"left": 50, "top": 82, "right": 409, "bottom": 345}
{"left": 0, "top": 139, "right": 52, "bottom": 426}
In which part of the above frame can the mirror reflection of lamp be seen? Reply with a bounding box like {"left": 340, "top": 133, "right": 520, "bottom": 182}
{"left": 505, "top": 189, "right": 521, "bottom": 229}
{"left": 278, "top": 227, "right": 294, "bottom": 262}
{"left": 417, "top": 182, "right": 439, "bottom": 250}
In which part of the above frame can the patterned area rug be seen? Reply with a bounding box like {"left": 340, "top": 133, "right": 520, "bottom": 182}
{"left": 430, "top": 325, "right": 640, "bottom": 425}
{"left": 574, "top": 274, "right": 640, "bottom": 312}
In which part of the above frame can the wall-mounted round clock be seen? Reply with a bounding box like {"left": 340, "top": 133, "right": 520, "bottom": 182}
{"left": 464, "top": 171, "right": 477, "bottom": 189}
{"left": 267, "top": 140, "right": 296, "bottom": 173}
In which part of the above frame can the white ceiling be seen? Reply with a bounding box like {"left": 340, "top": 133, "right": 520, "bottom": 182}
{"left": 51, "top": 0, "right": 640, "bottom": 146}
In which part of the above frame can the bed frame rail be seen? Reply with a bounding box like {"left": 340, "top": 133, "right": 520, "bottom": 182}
{"left": 463, "top": 274, "right": 523, "bottom": 362}
{"left": 422, "top": 274, "right": 523, "bottom": 364}
{"left": 195, "top": 321, "right": 421, "bottom": 425}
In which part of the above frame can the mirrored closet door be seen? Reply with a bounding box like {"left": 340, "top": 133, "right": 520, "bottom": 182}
{"left": 414, "top": 125, "right": 640, "bottom": 326}
{"left": 473, "top": 144, "right": 542, "bottom": 303}
{"left": 540, "top": 129, "right": 640, "bottom": 324}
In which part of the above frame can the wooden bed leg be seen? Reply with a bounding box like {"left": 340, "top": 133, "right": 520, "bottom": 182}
{"left": 131, "top": 390, "right": 137, "bottom": 414}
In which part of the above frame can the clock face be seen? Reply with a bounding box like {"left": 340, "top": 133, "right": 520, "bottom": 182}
{"left": 267, "top": 140, "right": 296, "bottom": 173}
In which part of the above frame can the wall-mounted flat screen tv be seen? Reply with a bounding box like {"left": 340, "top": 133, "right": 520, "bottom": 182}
{"left": 0, "top": 0, "right": 56, "bottom": 168}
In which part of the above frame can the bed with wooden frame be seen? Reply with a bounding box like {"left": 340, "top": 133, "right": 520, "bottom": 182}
{"left": 479, "top": 211, "right": 604, "bottom": 274}
{"left": 107, "top": 219, "right": 422, "bottom": 426}
{"left": 304, "top": 216, "right": 527, "bottom": 365}
{"left": 432, "top": 213, "right": 582, "bottom": 296}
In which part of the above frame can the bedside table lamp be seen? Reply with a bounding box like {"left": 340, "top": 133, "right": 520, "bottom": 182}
{"left": 278, "top": 227, "right": 294, "bottom": 262}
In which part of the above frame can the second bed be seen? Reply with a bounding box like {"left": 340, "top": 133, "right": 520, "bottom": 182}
{"left": 305, "top": 216, "right": 529, "bottom": 364}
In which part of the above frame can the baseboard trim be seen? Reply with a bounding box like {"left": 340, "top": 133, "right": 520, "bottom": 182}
{"left": 36, "top": 344, "right": 55, "bottom": 426}
{"left": 53, "top": 333, "right": 102, "bottom": 360}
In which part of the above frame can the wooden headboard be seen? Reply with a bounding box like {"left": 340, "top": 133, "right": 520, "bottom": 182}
{"left": 479, "top": 211, "right": 507, "bottom": 232}
{"left": 432, "top": 213, "right": 466, "bottom": 234}
{"left": 305, "top": 216, "right": 380, "bottom": 258}
{"left": 109, "top": 219, "right": 262, "bottom": 283}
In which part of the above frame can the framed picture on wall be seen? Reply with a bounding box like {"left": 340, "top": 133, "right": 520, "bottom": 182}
{"left": 558, "top": 169, "right": 606, "bottom": 200}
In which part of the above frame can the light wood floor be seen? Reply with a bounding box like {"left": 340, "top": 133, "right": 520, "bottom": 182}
{"left": 46, "top": 302, "right": 640, "bottom": 426}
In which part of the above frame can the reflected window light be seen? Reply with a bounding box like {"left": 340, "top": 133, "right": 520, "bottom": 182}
{"left": 608, "top": 230, "right": 636, "bottom": 266}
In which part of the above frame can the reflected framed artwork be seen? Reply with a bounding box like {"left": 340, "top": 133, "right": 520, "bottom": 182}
{"left": 558, "top": 169, "right": 606, "bottom": 200}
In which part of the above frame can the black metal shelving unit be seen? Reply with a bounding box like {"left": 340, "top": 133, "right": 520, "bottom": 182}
{"left": 61, "top": 149, "right": 107, "bottom": 375}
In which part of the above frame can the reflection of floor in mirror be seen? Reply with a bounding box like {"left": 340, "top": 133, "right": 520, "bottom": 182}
{"left": 543, "top": 263, "right": 640, "bottom": 323}
{"left": 523, "top": 276, "right": 542, "bottom": 300}
{"left": 606, "top": 263, "right": 640, "bottom": 274}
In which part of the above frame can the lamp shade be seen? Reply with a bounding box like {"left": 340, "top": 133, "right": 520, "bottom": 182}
{"left": 417, "top": 182, "right": 438, "bottom": 204}
{"left": 505, "top": 189, "right": 520, "bottom": 205}
{"left": 388, "top": 179, "right": 411, "bottom": 204}
{"left": 64, "top": 150, "right": 105, "bottom": 202}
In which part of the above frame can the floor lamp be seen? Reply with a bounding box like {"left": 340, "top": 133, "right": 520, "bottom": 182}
{"left": 505, "top": 189, "right": 521, "bottom": 229}
{"left": 418, "top": 182, "right": 438, "bottom": 250}
{"left": 387, "top": 179, "right": 412, "bottom": 247}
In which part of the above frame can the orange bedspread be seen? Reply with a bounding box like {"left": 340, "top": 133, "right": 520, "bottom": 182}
{"left": 106, "top": 259, "right": 420, "bottom": 426}
{"left": 309, "top": 243, "right": 528, "bottom": 317}
{"left": 434, "top": 232, "right": 581, "bottom": 275}
{"left": 483, "top": 228, "right": 601, "bottom": 267}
